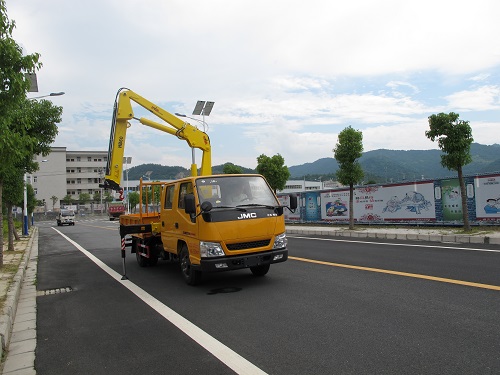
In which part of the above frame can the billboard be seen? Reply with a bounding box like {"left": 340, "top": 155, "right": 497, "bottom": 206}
{"left": 320, "top": 182, "right": 435, "bottom": 222}
{"left": 474, "top": 174, "right": 500, "bottom": 220}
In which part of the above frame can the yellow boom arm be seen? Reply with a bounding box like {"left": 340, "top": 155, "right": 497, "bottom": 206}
{"left": 102, "top": 88, "right": 212, "bottom": 191}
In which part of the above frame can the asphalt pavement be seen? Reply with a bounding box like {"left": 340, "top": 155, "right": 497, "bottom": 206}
{"left": 1, "top": 222, "right": 499, "bottom": 374}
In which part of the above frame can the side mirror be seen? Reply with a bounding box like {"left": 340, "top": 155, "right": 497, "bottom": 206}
{"left": 200, "top": 201, "right": 213, "bottom": 212}
{"left": 289, "top": 194, "right": 298, "bottom": 210}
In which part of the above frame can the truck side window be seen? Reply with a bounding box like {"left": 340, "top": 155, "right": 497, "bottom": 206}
{"left": 164, "top": 185, "right": 174, "bottom": 209}
{"left": 178, "top": 182, "right": 193, "bottom": 209}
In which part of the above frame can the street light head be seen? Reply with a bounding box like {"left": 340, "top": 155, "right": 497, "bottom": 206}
{"left": 49, "top": 92, "right": 65, "bottom": 97}
{"left": 175, "top": 113, "right": 186, "bottom": 117}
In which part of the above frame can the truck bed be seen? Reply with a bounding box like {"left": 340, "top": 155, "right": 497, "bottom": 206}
{"left": 119, "top": 212, "right": 161, "bottom": 226}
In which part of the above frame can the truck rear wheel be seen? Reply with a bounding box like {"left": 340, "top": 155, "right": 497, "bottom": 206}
{"left": 180, "top": 245, "right": 201, "bottom": 286}
{"left": 250, "top": 264, "right": 270, "bottom": 276}
{"left": 136, "top": 248, "right": 148, "bottom": 267}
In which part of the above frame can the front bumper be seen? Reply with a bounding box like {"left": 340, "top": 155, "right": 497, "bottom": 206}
{"left": 199, "top": 248, "right": 288, "bottom": 272}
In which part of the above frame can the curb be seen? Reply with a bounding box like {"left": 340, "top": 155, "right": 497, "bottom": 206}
{"left": 0, "top": 227, "right": 37, "bottom": 360}
{"left": 285, "top": 227, "right": 500, "bottom": 245}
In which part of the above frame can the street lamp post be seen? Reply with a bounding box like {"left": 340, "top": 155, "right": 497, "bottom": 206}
{"left": 23, "top": 173, "right": 28, "bottom": 236}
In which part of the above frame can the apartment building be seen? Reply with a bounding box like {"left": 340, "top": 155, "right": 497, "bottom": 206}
{"left": 30, "top": 147, "right": 108, "bottom": 211}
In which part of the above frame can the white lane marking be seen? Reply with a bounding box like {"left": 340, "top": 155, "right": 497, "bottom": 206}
{"left": 52, "top": 228, "right": 267, "bottom": 375}
{"left": 288, "top": 235, "right": 500, "bottom": 253}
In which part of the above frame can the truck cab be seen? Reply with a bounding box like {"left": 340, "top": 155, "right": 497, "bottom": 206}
{"left": 161, "top": 174, "right": 293, "bottom": 283}
{"left": 57, "top": 210, "right": 75, "bottom": 226}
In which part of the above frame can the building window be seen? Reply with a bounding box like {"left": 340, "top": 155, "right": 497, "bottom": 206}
{"left": 33, "top": 176, "right": 37, "bottom": 183}
{"left": 34, "top": 188, "right": 38, "bottom": 195}
{"left": 88, "top": 157, "right": 92, "bottom": 162}
{"left": 77, "top": 168, "right": 81, "bottom": 173}
{"left": 77, "top": 179, "right": 82, "bottom": 184}
{"left": 77, "top": 157, "right": 81, "bottom": 162}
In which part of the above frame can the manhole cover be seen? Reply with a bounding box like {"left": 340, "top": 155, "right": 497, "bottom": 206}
{"left": 37, "top": 287, "right": 73, "bottom": 296}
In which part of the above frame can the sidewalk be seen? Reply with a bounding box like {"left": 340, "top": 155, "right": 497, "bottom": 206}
{"left": 286, "top": 225, "right": 500, "bottom": 245}
{"left": 0, "top": 228, "right": 38, "bottom": 375}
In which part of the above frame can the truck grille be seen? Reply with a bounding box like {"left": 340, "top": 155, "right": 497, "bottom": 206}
{"left": 226, "top": 239, "right": 271, "bottom": 251}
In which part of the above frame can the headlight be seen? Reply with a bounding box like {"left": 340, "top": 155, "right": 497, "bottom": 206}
{"left": 200, "top": 241, "right": 225, "bottom": 258}
{"left": 273, "top": 232, "right": 287, "bottom": 249}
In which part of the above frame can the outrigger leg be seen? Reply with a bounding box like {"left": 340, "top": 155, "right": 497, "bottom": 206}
{"left": 121, "top": 236, "right": 128, "bottom": 280}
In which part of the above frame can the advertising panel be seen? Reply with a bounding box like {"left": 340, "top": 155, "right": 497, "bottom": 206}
{"left": 440, "top": 179, "right": 463, "bottom": 221}
{"left": 320, "top": 183, "right": 435, "bottom": 222}
{"left": 321, "top": 190, "right": 350, "bottom": 222}
{"left": 474, "top": 174, "right": 500, "bottom": 220}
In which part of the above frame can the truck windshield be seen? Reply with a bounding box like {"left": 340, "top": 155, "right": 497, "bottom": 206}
{"left": 196, "top": 176, "right": 278, "bottom": 208}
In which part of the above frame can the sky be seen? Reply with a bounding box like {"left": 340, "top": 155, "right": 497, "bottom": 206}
{"left": 8, "top": 0, "right": 500, "bottom": 170}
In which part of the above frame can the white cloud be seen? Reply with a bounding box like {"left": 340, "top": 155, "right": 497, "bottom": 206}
{"left": 446, "top": 85, "right": 500, "bottom": 111}
{"left": 8, "top": 0, "right": 500, "bottom": 170}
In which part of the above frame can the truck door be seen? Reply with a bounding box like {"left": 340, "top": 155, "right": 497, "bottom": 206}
{"left": 174, "top": 181, "right": 199, "bottom": 262}
{"left": 160, "top": 184, "right": 176, "bottom": 252}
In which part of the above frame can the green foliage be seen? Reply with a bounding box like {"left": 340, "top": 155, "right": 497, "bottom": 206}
{"left": 2, "top": 169, "right": 23, "bottom": 207}
{"left": 92, "top": 191, "right": 101, "bottom": 203}
{"left": 256, "top": 154, "right": 290, "bottom": 192}
{"left": 222, "top": 163, "right": 243, "bottom": 174}
{"left": 78, "top": 193, "right": 91, "bottom": 204}
{"left": 61, "top": 194, "right": 73, "bottom": 205}
{"left": 27, "top": 184, "right": 36, "bottom": 214}
{"left": 128, "top": 191, "right": 140, "bottom": 211}
{"left": 104, "top": 191, "right": 114, "bottom": 202}
{"left": 425, "top": 112, "right": 473, "bottom": 171}
{"left": 333, "top": 126, "right": 364, "bottom": 186}
{"left": 426, "top": 112, "right": 473, "bottom": 231}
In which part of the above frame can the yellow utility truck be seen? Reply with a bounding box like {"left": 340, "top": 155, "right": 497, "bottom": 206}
{"left": 101, "top": 88, "right": 296, "bottom": 285}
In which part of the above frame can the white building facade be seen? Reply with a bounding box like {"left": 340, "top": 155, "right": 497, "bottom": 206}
{"left": 30, "top": 147, "right": 108, "bottom": 211}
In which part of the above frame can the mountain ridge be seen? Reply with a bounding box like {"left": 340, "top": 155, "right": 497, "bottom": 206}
{"left": 127, "top": 143, "right": 500, "bottom": 182}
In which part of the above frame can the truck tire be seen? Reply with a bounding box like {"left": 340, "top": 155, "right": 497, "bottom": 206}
{"left": 180, "top": 245, "right": 201, "bottom": 286}
{"left": 250, "top": 264, "right": 270, "bottom": 276}
{"left": 135, "top": 242, "right": 148, "bottom": 267}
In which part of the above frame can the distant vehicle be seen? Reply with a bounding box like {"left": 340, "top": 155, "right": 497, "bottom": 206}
{"left": 108, "top": 202, "right": 126, "bottom": 221}
{"left": 56, "top": 210, "right": 75, "bottom": 226}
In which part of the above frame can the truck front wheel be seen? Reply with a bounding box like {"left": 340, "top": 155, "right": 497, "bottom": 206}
{"left": 250, "top": 264, "right": 270, "bottom": 276}
{"left": 180, "top": 245, "right": 201, "bottom": 286}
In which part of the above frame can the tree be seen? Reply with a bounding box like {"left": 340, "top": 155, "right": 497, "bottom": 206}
{"left": 51, "top": 195, "right": 58, "bottom": 210}
{"left": 223, "top": 163, "right": 243, "bottom": 174}
{"left": 2, "top": 168, "right": 24, "bottom": 250}
{"left": 0, "top": 0, "right": 44, "bottom": 266}
{"left": 256, "top": 154, "right": 290, "bottom": 194}
{"left": 333, "top": 126, "right": 364, "bottom": 230}
{"left": 425, "top": 112, "right": 473, "bottom": 231}
{"left": 61, "top": 194, "right": 73, "bottom": 207}
{"left": 128, "top": 191, "right": 140, "bottom": 213}
{"left": 104, "top": 191, "right": 114, "bottom": 202}
{"left": 92, "top": 191, "right": 101, "bottom": 203}
{"left": 79, "top": 193, "right": 91, "bottom": 206}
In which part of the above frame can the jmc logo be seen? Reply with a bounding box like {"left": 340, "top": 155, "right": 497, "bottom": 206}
{"left": 237, "top": 212, "right": 257, "bottom": 220}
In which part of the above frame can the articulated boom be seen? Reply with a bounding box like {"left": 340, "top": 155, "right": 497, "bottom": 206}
{"left": 102, "top": 88, "right": 212, "bottom": 191}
